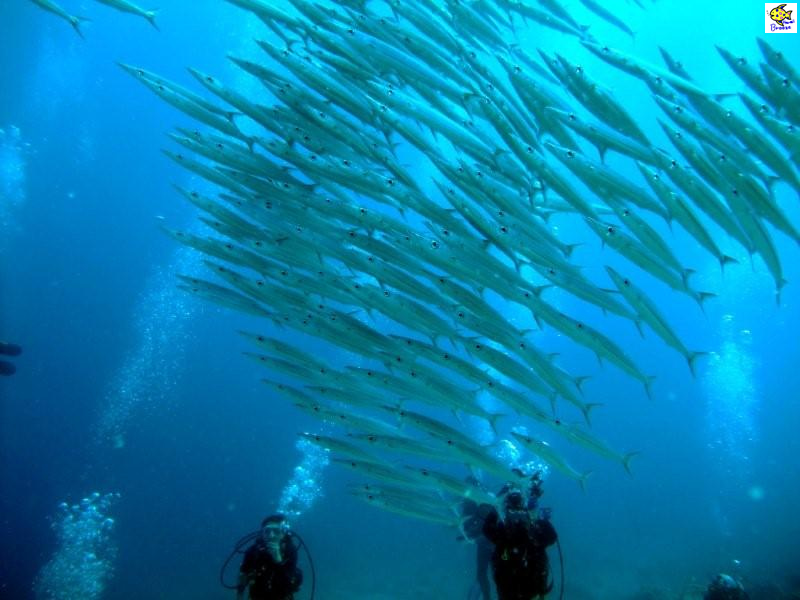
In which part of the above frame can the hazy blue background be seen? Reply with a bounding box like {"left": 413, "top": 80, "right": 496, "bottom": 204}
{"left": 1, "top": 1, "right": 798, "bottom": 598}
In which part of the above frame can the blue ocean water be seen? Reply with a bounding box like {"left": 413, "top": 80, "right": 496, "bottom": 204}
{"left": 1, "top": 1, "right": 799, "bottom": 599}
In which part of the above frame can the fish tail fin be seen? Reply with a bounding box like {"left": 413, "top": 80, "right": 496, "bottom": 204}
{"left": 622, "top": 451, "right": 640, "bottom": 476}
{"left": 70, "top": 15, "right": 90, "bottom": 39}
{"left": 574, "top": 375, "right": 591, "bottom": 394}
{"left": 720, "top": 254, "right": 738, "bottom": 272}
{"left": 548, "top": 393, "right": 558, "bottom": 416}
{"left": 564, "top": 243, "right": 582, "bottom": 258}
{"left": 687, "top": 350, "right": 708, "bottom": 378}
{"left": 578, "top": 471, "right": 592, "bottom": 492}
{"left": 487, "top": 412, "right": 505, "bottom": 435}
{"left": 581, "top": 402, "right": 602, "bottom": 426}
{"left": 680, "top": 268, "right": 696, "bottom": 287}
{"left": 145, "top": 10, "right": 160, "bottom": 31}
{"left": 764, "top": 174, "right": 782, "bottom": 192}
{"left": 644, "top": 376, "right": 656, "bottom": 400}
{"left": 695, "top": 291, "right": 716, "bottom": 312}
{"left": 634, "top": 318, "right": 644, "bottom": 338}
{"left": 775, "top": 278, "right": 788, "bottom": 306}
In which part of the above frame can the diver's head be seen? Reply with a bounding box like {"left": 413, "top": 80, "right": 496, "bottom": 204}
{"left": 498, "top": 482, "right": 525, "bottom": 513}
{"left": 260, "top": 514, "right": 289, "bottom": 542}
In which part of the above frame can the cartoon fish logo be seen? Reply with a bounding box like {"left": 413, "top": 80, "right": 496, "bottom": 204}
{"left": 770, "top": 3, "right": 794, "bottom": 26}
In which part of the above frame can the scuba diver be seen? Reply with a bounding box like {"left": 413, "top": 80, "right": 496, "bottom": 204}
{"left": 0, "top": 341, "right": 22, "bottom": 376}
{"left": 482, "top": 472, "right": 558, "bottom": 600}
{"left": 704, "top": 573, "right": 749, "bottom": 600}
{"left": 236, "top": 514, "right": 303, "bottom": 600}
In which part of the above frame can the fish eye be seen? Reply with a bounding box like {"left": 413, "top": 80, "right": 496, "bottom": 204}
{"left": 457, "top": 311, "right": 464, "bottom": 318}
{"left": 343, "top": 159, "right": 351, "bottom": 166}
{"left": 431, "top": 240, "right": 440, "bottom": 249}
{"left": 526, "top": 146, "right": 533, "bottom": 153}
{"left": 577, "top": 322, "right": 584, "bottom": 329}
{"left": 500, "top": 226, "right": 508, "bottom": 233}
{"left": 607, "top": 226, "right": 615, "bottom": 233}
{"left": 383, "top": 290, "right": 389, "bottom": 297}
{"left": 566, "top": 150, "right": 575, "bottom": 158}
{"left": 623, "top": 279, "right": 630, "bottom": 285}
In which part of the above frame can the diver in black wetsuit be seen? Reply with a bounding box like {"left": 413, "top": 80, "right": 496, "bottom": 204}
{"left": 237, "top": 514, "right": 303, "bottom": 600}
{"left": 0, "top": 341, "right": 22, "bottom": 376}
{"left": 482, "top": 474, "right": 557, "bottom": 600}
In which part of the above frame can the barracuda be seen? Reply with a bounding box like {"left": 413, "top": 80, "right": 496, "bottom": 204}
{"left": 605, "top": 267, "right": 706, "bottom": 376}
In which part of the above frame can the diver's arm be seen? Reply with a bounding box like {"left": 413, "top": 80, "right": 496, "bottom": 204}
{"left": 481, "top": 507, "right": 502, "bottom": 543}
{"left": 283, "top": 536, "right": 302, "bottom": 591}
{"left": 534, "top": 518, "right": 558, "bottom": 547}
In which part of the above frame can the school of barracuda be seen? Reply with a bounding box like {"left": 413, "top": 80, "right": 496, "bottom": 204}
{"left": 40, "top": 0, "right": 799, "bottom": 525}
